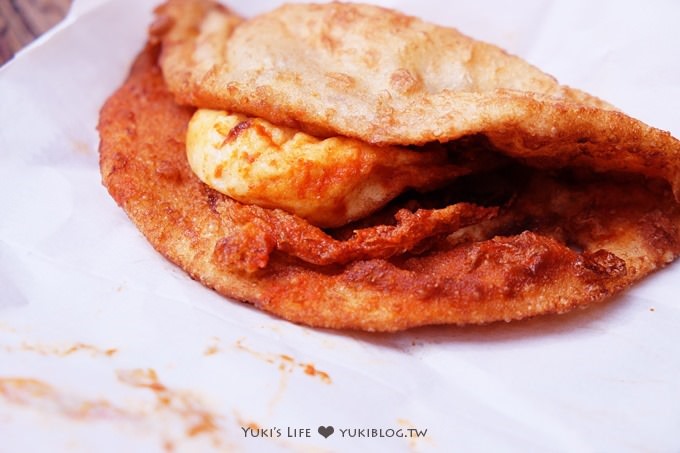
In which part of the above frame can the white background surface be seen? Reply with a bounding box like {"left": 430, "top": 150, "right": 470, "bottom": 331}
{"left": 1, "top": 1, "right": 679, "bottom": 451}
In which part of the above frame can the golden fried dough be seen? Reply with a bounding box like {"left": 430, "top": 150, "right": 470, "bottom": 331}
{"left": 98, "top": 47, "right": 680, "bottom": 331}
{"left": 154, "top": 0, "right": 680, "bottom": 198}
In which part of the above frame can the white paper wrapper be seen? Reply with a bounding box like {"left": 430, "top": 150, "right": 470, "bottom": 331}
{"left": 1, "top": 1, "right": 679, "bottom": 451}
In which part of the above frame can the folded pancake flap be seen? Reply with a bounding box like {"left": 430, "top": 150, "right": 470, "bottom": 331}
{"left": 153, "top": 0, "right": 680, "bottom": 199}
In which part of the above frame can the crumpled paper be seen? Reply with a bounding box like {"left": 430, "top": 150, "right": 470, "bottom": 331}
{"left": 1, "top": 1, "right": 679, "bottom": 451}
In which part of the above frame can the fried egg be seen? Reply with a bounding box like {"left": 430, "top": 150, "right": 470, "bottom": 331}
{"left": 186, "top": 109, "right": 468, "bottom": 227}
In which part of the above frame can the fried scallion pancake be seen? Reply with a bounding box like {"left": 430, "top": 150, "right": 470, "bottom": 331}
{"left": 153, "top": 0, "right": 680, "bottom": 198}
{"left": 187, "top": 109, "right": 471, "bottom": 227}
{"left": 98, "top": 47, "right": 680, "bottom": 331}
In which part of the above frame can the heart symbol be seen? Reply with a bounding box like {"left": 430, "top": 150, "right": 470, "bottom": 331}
{"left": 318, "top": 425, "right": 334, "bottom": 438}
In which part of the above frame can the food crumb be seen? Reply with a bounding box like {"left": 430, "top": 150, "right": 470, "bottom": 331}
{"left": 302, "top": 364, "right": 332, "bottom": 384}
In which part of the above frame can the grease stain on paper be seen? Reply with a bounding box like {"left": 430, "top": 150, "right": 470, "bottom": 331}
{"left": 398, "top": 417, "right": 435, "bottom": 451}
{"left": 204, "top": 337, "right": 332, "bottom": 384}
{"left": 203, "top": 337, "right": 332, "bottom": 415}
{"left": 71, "top": 139, "right": 93, "bottom": 156}
{"left": 233, "top": 338, "right": 332, "bottom": 385}
{"left": 0, "top": 369, "right": 235, "bottom": 451}
{"left": 0, "top": 377, "right": 125, "bottom": 419}
{"left": 4, "top": 341, "right": 118, "bottom": 358}
{"left": 115, "top": 368, "right": 222, "bottom": 439}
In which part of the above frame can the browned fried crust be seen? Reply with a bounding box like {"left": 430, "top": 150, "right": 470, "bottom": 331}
{"left": 98, "top": 47, "right": 680, "bottom": 331}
